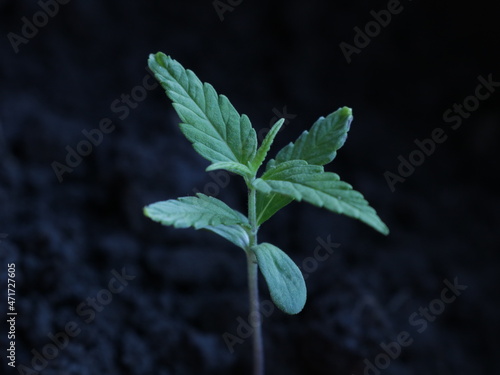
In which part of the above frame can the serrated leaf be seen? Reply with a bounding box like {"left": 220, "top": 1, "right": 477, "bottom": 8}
{"left": 252, "top": 242, "right": 306, "bottom": 314}
{"left": 257, "top": 107, "right": 353, "bottom": 224}
{"left": 249, "top": 118, "right": 285, "bottom": 173}
{"left": 271, "top": 106, "right": 352, "bottom": 168}
{"left": 253, "top": 161, "right": 389, "bottom": 235}
{"left": 205, "top": 224, "right": 249, "bottom": 250}
{"left": 206, "top": 161, "right": 252, "bottom": 178}
{"left": 149, "top": 52, "right": 257, "bottom": 167}
{"left": 144, "top": 193, "right": 247, "bottom": 229}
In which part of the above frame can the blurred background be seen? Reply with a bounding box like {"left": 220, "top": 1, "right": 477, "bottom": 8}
{"left": 1, "top": 0, "right": 499, "bottom": 374}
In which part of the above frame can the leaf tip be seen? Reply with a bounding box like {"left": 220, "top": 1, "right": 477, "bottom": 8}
{"left": 148, "top": 51, "right": 163, "bottom": 65}
{"left": 143, "top": 205, "right": 152, "bottom": 219}
{"left": 340, "top": 106, "right": 352, "bottom": 114}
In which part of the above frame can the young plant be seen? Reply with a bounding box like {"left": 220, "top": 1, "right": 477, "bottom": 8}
{"left": 144, "top": 52, "right": 389, "bottom": 375}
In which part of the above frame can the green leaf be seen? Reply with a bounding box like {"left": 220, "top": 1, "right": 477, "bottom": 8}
{"left": 148, "top": 52, "right": 257, "bottom": 167}
{"left": 206, "top": 161, "right": 252, "bottom": 178}
{"left": 144, "top": 193, "right": 248, "bottom": 229}
{"left": 256, "top": 107, "right": 352, "bottom": 224}
{"left": 270, "top": 106, "right": 352, "bottom": 168}
{"left": 249, "top": 118, "right": 285, "bottom": 173}
{"left": 253, "top": 161, "right": 389, "bottom": 235}
{"left": 252, "top": 242, "right": 306, "bottom": 314}
{"left": 205, "top": 224, "right": 249, "bottom": 250}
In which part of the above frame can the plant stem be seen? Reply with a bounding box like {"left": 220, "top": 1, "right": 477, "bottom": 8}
{"left": 248, "top": 183, "right": 258, "bottom": 240}
{"left": 247, "top": 184, "right": 264, "bottom": 375}
{"left": 247, "top": 251, "right": 264, "bottom": 375}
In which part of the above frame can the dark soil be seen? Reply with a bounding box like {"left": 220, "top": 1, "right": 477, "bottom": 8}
{"left": 1, "top": 1, "right": 499, "bottom": 374}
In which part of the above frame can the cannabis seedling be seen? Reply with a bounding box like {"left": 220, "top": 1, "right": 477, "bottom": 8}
{"left": 144, "top": 52, "right": 389, "bottom": 375}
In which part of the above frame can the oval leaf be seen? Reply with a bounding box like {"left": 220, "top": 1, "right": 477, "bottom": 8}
{"left": 252, "top": 243, "right": 306, "bottom": 314}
